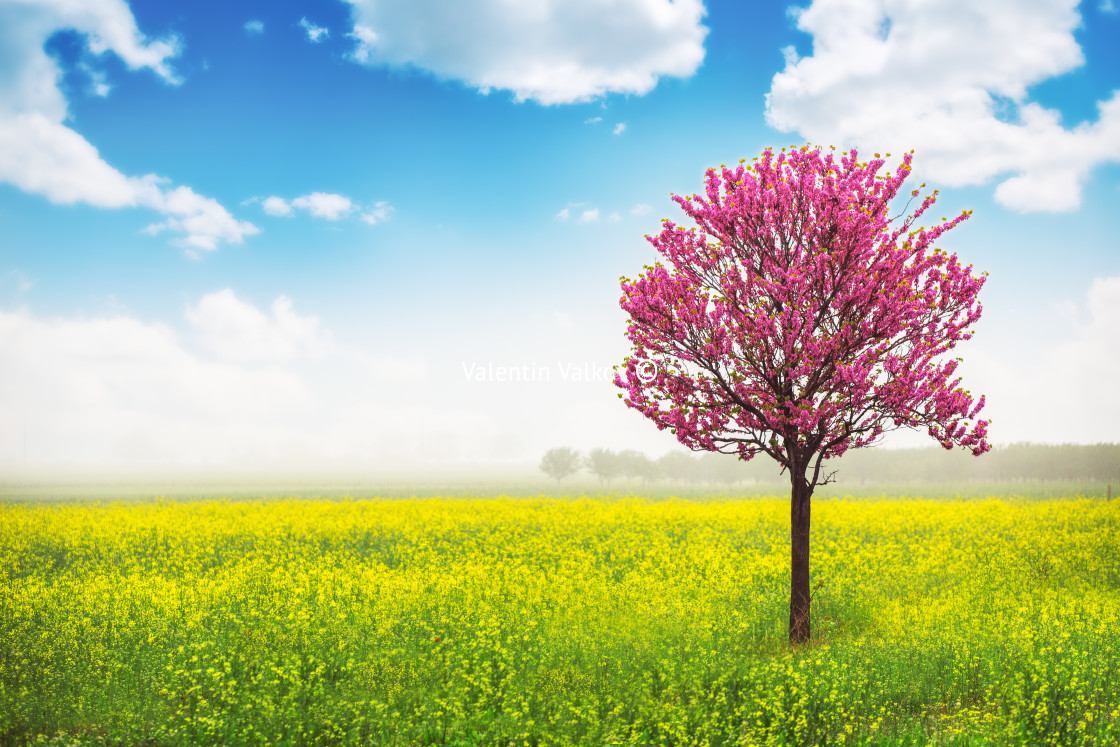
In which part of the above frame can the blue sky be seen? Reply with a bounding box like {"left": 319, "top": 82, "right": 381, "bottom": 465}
{"left": 1, "top": 0, "right": 1118, "bottom": 469}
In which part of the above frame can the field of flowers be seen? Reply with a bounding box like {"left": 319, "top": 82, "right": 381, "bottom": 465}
{"left": 1, "top": 493, "right": 1118, "bottom": 745}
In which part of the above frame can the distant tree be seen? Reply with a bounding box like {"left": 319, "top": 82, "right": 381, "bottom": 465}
{"left": 618, "top": 449, "right": 659, "bottom": 484}
{"left": 540, "top": 447, "right": 581, "bottom": 484}
{"left": 615, "top": 145, "right": 989, "bottom": 643}
{"left": 698, "top": 452, "right": 748, "bottom": 485}
{"left": 658, "top": 451, "right": 700, "bottom": 483}
{"left": 585, "top": 448, "right": 622, "bottom": 485}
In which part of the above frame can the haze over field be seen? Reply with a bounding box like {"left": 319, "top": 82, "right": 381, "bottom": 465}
{"left": 1, "top": 0, "right": 1119, "bottom": 472}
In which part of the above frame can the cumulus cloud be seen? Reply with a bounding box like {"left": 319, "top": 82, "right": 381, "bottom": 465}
{"left": 360, "top": 200, "right": 394, "bottom": 225}
{"left": 584, "top": 116, "right": 602, "bottom": 124}
{"left": 342, "top": 0, "right": 708, "bottom": 104}
{"left": 299, "top": 17, "right": 329, "bottom": 42}
{"left": 186, "top": 289, "right": 332, "bottom": 364}
{"left": 260, "top": 193, "right": 390, "bottom": 223}
{"left": 630, "top": 203, "right": 652, "bottom": 216}
{"left": 79, "top": 64, "right": 112, "bottom": 97}
{"left": 0, "top": 305, "right": 311, "bottom": 464}
{"left": 765, "top": 0, "right": 1120, "bottom": 212}
{"left": 0, "top": 292, "right": 442, "bottom": 466}
{"left": 965, "top": 276, "right": 1120, "bottom": 443}
{"left": 0, "top": 0, "right": 259, "bottom": 251}
{"left": 291, "top": 192, "right": 354, "bottom": 220}
{"left": 244, "top": 20, "right": 264, "bottom": 35}
{"left": 557, "top": 202, "right": 613, "bottom": 223}
{"left": 142, "top": 185, "right": 261, "bottom": 254}
{"left": 1054, "top": 276, "right": 1120, "bottom": 391}
{"left": 262, "top": 196, "right": 294, "bottom": 216}
{"left": 613, "top": 122, "right": 626, "bottom": 135}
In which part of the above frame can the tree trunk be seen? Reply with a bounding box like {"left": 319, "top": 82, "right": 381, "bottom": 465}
{"left": 789, "top": 472, "right": 812, "bottom": 644}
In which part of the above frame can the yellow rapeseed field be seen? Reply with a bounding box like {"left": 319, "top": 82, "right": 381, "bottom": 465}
{"left": 1, "top": 494, "right": 1117, "bottom": 745}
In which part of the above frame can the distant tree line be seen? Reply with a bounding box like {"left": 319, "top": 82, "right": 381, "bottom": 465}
{"left": 539, "top": 443, "right": 1120, "bottom": 485}
{"left": 539, "top": 447, "right": 785, "bottom": 485}
{"left": 833, "top": 442, "right": 1120, "bottom": 483}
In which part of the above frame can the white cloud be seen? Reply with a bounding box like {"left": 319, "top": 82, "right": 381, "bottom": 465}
{"left": 299, "top": 17, "right": 330, "bottom": 43}
{"left": 764, "top": 0, "right": 1120, "bottom": 212}
{"left": 584, "top": 116, "right": 602, "bottom": 124}
{"left": 1101, "top": 0, "right": 1117, "bottom": 13}
{"left": 613, "top": 122, "right": 626, "bottom": 135}
{"left": 607, "top": 211, "right": 621, "bottom": 222}
{"left": 142, "top": 185, "right": 261, "bottom": 254}
{"left": 291, "top": 192, "right": 353, "bottom": 220}
{"left": 0, "top": 114, "right": 146, "bottom": 207}
{"left": 360, "top": 200, "right": 394, "bottom": 225}
{"left": 577, "top": 208, "right": 599, "bottom": 223}
{"left": 186, "top": 289, "right": 331, "bottom": 364}
{"left": 0, "top": 305, "right": 312, "bottom": 464}
{"left": 346, "top": 25, "right": 379, "bottom": 64}
{"left": 630, "top": 203, "right": 652, "bottom": 216}
{"left": 1055, "top": 276, "right": 1120, "bottom": 389}
{"left": 261, "top": 193, "right": 389, "bottom": 223}
{"left": 342, "top": 0, "right": 708, "bottom": 104}
{"left": 79, "top": 63, "right": 112, "bottom": 97}
{"left": 262, "top": 196, "right": 293, "bottom": 216}
{"left": 963, "top": 276, "right": 1120, "bottom": 444}
{"left": 0, "top": 295, "right": 466, "bottom": 467}
{"left": 555, "top": 207, "right": 570, "bottom": 221}
{"left": 244, "top": 20, "right": 264, "bottom": 35}
{"left": 0, "top": 1, "right": 258, "bottom": 251}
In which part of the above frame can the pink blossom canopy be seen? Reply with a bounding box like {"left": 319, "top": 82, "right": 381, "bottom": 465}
{"left": 614, "top": 145, "right": 989, "bottom": 482}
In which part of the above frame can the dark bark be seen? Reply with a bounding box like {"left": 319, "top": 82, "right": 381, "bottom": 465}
{"left": 789, "top": 472, "right": 813, "bottom": 644}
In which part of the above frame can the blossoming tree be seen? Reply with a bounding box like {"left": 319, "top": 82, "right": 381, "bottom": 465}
{"left": 614, "top": 145, "right": 990, "bottom": 643}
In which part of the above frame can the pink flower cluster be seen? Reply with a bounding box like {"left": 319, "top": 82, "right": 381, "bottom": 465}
{"left": 614, "top": 145, "right": 990, "bottom": 483}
